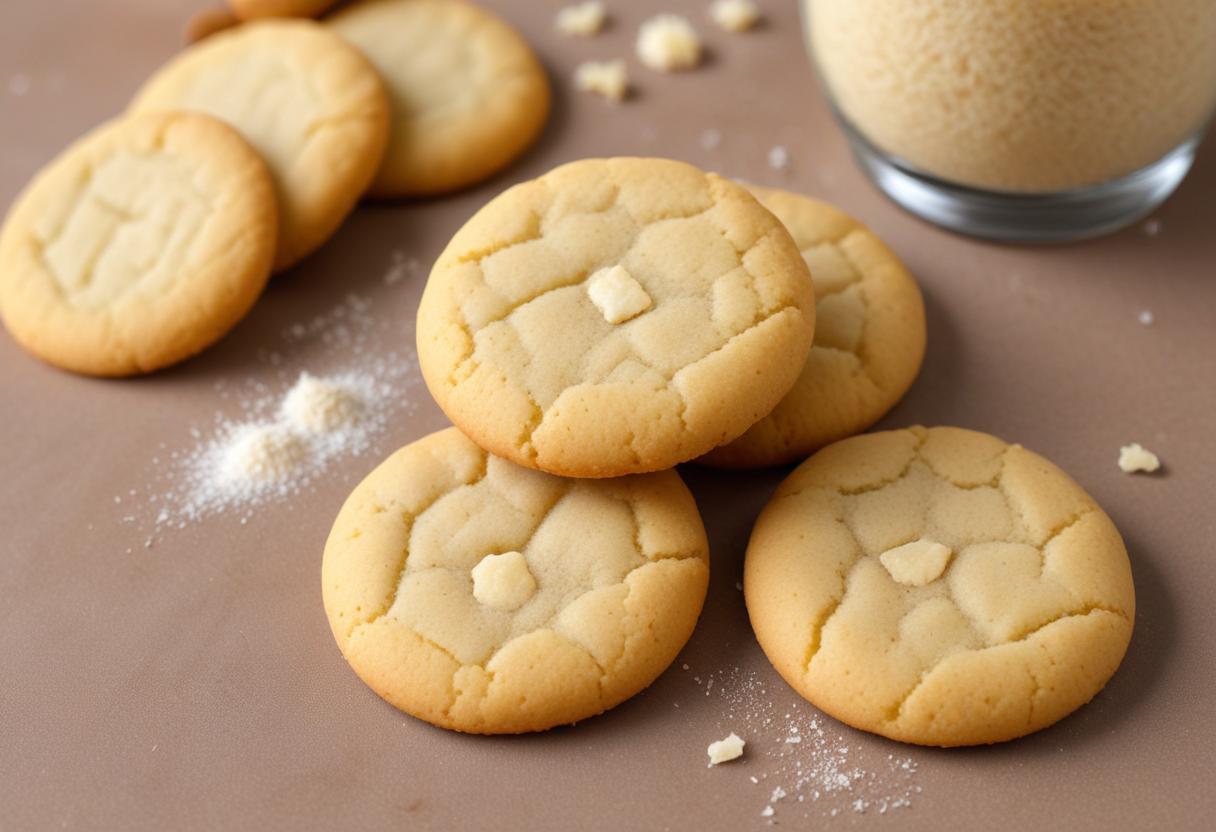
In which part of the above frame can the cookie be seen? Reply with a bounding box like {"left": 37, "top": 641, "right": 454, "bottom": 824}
{"left": 130, "top": 19, "right": 389, "bottom": 271}
{"left": 327, "top": 0, "right": 550, "bottom": 197}
{"left": 702, "top": 186, "right": 926, "bottom": 468}
{"left": 416, "top": 157, "right": 816, "bottom": 478}
{"left": 322, "top": 427, "right": 710, "bottom": 733}
{"left": 744, "top": 426, "right": 1135, "bottom": 746}
{"left": 0, "top": 111, "right": 277, "bottom": 376}
{"left": 228, "top": 0, "right": 338, "bottom": 20}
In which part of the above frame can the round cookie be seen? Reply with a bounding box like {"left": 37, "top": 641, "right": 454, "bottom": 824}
{"left": 228, "top": 0, "right": 338, "bottom": 20}
{"left": 327, "top": 0, "right": 550, "bottom": 197}
{"left": 130, "top": 19, "right": 390, "bottom": 271}
{"left": 322, "top": 427, "right": 710, "bottom": 733}
{"left": 745, "top": 426, "right": 1135, "bottom": 747}
{"left": 703, "top": 186, "right": 926, "bottom": 468}
{"left": 416, "top": 157, "right": 817, "bottom": 478}
{"left": 0, "top": 111, "right": 277, "bottom": 376}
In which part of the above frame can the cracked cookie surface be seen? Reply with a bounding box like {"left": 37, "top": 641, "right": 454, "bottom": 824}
{"left": 416, "top": 158, "right": 816, "bottom": 478}
{"left": 327, "top": 0, "right": 550, "bottom": 197}
{"left": 744, "top": 426, "right": 1135, "bottom": 746}
{"left": 322, "top": 427, "right": 710, "bottom": 733}
{"left": 703, "top": 186, "right": 926, "bottom": 468}
{"left": 0, "top": 111, "right": 277, "bottom": 376}
{"left": 130, "top": 19, "right": 389, "bottom": 271}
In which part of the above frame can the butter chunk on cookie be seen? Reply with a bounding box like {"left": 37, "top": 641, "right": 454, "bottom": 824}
{"left": 588, "top": 265, "right": 652, "bottom": 324}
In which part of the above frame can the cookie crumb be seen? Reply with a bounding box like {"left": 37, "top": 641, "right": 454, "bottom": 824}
{"left": 760, "top": 805, "right": 774, "bottom": 818}
{"left": 700, "top": 128, "right": 722, "bottom": 150}
{"left": 8, "top": 73, "right": 31, "bottom": 97}
{"left": 711, "top": 0, "right": 761, "bottom": 32}
{"left": 575, "top": 59, "right": 629, "bottom": 101}
{"left": 556, "top": 1, "right": 607, "bottom": 36}
{"left": 471, "top": 551, "right": 538, "bottom": 611}
{"left": 1118, "top": 443, "right": 1161, "bottom": 474}
{"left": 768, "top": 145, "right": 790, "bottom": 171}
{"left": 707, "top": 732, "right": 746, "bottom": 765}
{"left": 879, "top": 539, "right": 952, "bottom": 586}
{"left": 1138, "top": 309, "right": 1154, "bottom": 326}
{"left": 588, "top": 265, "right": 652, "bottom": 323}
{"left": 1143, "top": 218, "right": 1162, "bottom": 236}
{"left": 637, "top": 14, "right": 702, "bottom": 72}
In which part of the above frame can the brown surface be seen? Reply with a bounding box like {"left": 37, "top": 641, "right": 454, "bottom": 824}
{"left": 2, "top": 1, "right": 1214, "bottom": 829}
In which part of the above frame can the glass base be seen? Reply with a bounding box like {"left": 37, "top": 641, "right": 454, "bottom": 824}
{"left": 843, "top": 126, "right": 1199, "bottom": 243}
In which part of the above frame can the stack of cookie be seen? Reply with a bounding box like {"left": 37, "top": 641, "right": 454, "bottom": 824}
{"left": 324, "top": 156, "right": 1135, "bottom": 746}
{"left": 0, "top": 0, "right": 550, "bottom": 375}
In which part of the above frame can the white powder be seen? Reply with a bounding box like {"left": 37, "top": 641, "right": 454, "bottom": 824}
{"left": 768, "top": 145, "right": 790, "bottom": 171}
{"left": 700, "top": 128, "right": 722, "bottom": 150}
{"left": 126, "top": 288, "right": 419, "bottom": 535}
{"left": 1138, "top": 309, "right": 1154, "bottom": 326}
{"left": 8, "top": 73, "right": 31, "bottom": 97}
{"left": 281, "top": 372, "right": 363, "bottom": 433}
{"left": 693, "top": 666, "right": 921, "bottom": 820}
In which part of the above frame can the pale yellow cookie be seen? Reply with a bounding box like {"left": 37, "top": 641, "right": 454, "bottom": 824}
{"left": 322, "top": 427, "right": 710, "bottom": 733}
{"left": 0, "top": 111, "right": 277, "bottom": 376}
{"left": 228, "top": 0, "right": 338, "bottom": 20}
{"left": 327, "top": 0, "right": 550, "bottom": 197}
{"left": 416, "top": 157, "right": 816, "bottom": 478}
{"left": 703, "top": 186, "right": 926, "bottom": 468}
{"left": 130, "top": 19, "right": 390, "bottom": 271}
{"left": 745, "top": 426, "right": 1136, "bottom": 747}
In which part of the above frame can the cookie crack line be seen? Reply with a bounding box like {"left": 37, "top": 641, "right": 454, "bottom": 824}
{"left": 352, "top": 458, "right": 492, "bottom": 639}
{"left": 882, "top": 606, "right": 1128, "bottom": 724}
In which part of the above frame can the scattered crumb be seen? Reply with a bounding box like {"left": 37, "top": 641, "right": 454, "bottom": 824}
{"left": 556, "top": 1, "right": 607, "bottom": 36}
{"left": 1118, "top": 443, "right": 1161, "bottom": 474}
{"left": 575, "top": 59, "right": 629, "bottom": 101}
{"left": 383, "top": 249, "right": 422, "bottom": 286}
{"left": 8, "top": 73, "right": 31, "bottom": 97}
{"left": 682, "top": 663, "right": 690, "bottom": 670}
{"left": 1143, "top": 218, "right": 1162, "bottom": 236}
{"left": 711, "top": 0, "right": 761, "bottom": 32}
{"left": 707, "top": 732, "right": 746, "bottom": 765}
{"left": 735, "top": 581, "right": 743, "bottom": 591}
{"left": 760, "top": 805, "right": 774, "bottom": 818}
{"left": 1138, "top": 309, "right": 1154, "bottom": 326}
{"left": 700, "top": 128, "right": 722, "bottom": 150}
{"left": 768, "top": 145, "right": 790, "bottom": 171}
{"left": 637, "top": 14, "right": 702, "bottom": 72}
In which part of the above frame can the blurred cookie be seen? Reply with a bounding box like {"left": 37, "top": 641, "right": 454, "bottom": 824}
{"left": 328, "top": 0, "right": 550, "bottom": 197}
{"left": 185, "top": 7, "right": 240, "bottom": 43}
{"left": 703, "top": 186, "right": 925, "bottom": 468}
{"left": 228, "top": 0, "right": 338, "bottom": 20}
{"left": 131, "top": 19, "right": 389, "bottom": 271}
{"left": 323, "top": 427, "right": 710, "bottom": 733}
{"left": 0, "top": 112, "right": 277, "bottom": 376}
{"left": 744, "top": 426, "right": 1136, "bottom": 746}
{"left": 416, "top": 157, "right": 816, "bottom": 477}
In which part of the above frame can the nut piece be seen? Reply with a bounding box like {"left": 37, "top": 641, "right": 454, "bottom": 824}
{"left": 587, "top": 265, "right": 652, "bottom": 324}
{"left": 575, "top": 59, "right": 629, "bottom": 101}
{"left": 556, "top": 1, "right": 607, "bottom": 36}
{"left": 637, "top": 14, "right": 702, "bottom": 72}
{"left": 471, "top": 551, "right": 538, "bottom": 611}
{"left": 707, "top": 732, "right": 746, "bottom": 765}
{"left": 1118, "top": 443, "right": 1161, "bottom": 473}
{"left": 710, "top": 0, "right": 761, "bottom": 32}
{"left": 879, "top": 539, "right": 952, "bottom": 587}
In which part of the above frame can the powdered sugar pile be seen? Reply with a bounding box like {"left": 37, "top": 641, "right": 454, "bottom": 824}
{"left": 119, "top": 252, "right": 427, "bottom": 541}
{"left": 693, "top": 665, "right": 922, "bottom": 821}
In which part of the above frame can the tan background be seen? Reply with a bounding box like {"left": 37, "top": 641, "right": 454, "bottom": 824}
{"left": 2, "top": 1, "right": 1214, "bottom": 829}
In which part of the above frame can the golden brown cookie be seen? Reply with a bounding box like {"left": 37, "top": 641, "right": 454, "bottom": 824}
{"left": 703, "top": 186, "right": 925, "bottom": 468}
{"left": 416, "top": 157, "right": 816, "bottom": 478}
{"left": 327, "top": 0, "right": 550, "bottom": 197}
{"left": 228, "top": 0, "right": 339, "bottom": 20}
{"left": 745, "top": 426, "right": 1136, "bottom": 746}
{"left": 0, "top": 111, "right": 277, "bottom": 376}
{"left": 322, "top": 427, "right": 710, "bottom": 733}
{"left": 131, "top": 19, "right": 389, "bottom": 271}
